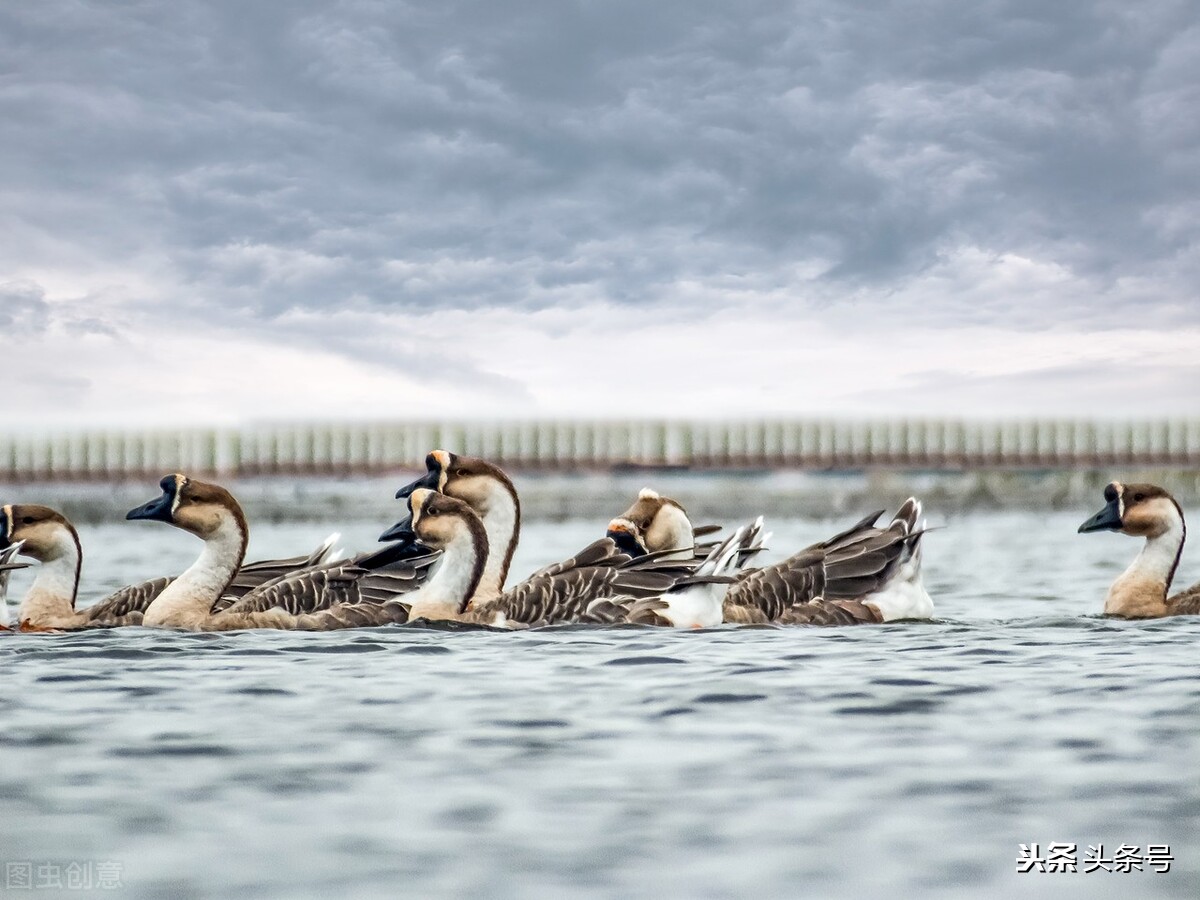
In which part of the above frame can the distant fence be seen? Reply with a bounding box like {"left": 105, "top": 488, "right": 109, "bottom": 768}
{"left": 0, "top": 419, "right": 1198, "bottom": 481}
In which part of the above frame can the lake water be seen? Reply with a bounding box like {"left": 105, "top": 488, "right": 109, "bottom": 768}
{"left": 1, "top": 506, "right": 1198, "bottom": 898}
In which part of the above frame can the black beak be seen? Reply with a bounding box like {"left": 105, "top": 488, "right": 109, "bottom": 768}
{"left": 355, "top": 519, "right": 433, "bottom": 571}
{"left": 607, "top": 527, "right": 647, "bottom": 558}
{"left": 395, "top": 468, "right": 439, "bottom": 500}
{"left": 379, "top": 513, "right": 416, "bottom": 544}
{"left": 126, "top": 491, "right": 174, "bottom": 523}
{"left": 1078, "top": 498, "right": 1122, "bottom": 534}
{"left": 0, "top": 561, "right": 29, "bottom": 573}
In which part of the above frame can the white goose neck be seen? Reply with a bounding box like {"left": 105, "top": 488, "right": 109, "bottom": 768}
{"left": 1105, "top": 508, "right": 1185, "bottom": 617}
{"left": 406, "top": 527, "right": 486, "bottom": 622}
{"left": 143, "top": 513, "right": 246, "bottom": 629}
{"left": 475, "top": 479, "right": 519, "bottom": 598}
{"left": 19, "top": 528, "right": 81, "bottom": 626}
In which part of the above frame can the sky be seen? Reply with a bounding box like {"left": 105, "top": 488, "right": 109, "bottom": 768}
{"left": 1, "top": 0, "right": 1198, "bottom": 427}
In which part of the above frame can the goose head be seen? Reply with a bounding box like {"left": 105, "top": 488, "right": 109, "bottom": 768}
{"left": 126, "top": 474, "right": 248, "bottom": 542}
{"left": 1, "top": 504, "right": 79, "bottom": 564}
{"left": 380, "top": 488, "right": 485, "bottom": 554}
{"left": 1078, "top": 482, "right": 1184, "bottom": 540}
{"left": 605, "top": 517, "right": 649, "bottom": 558}
{"left": 614, "top": 488, "right": 695, "bottom": 558}
{"left": 380, "top": 488, "right": 489, "bottom": 616}
{"left": 395, "top": 450, "right": 519, "bottom": 596}
{"left": 396, "top": 450, "right": 517, "bottom": 514}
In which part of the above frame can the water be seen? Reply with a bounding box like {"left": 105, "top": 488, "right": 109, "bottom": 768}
{"left": 2, "top": 509, "right": 1198, "bottom": 898}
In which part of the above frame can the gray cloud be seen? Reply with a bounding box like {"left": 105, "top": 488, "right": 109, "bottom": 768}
{"left": 0, "top": 281, "right": 51, "bottom": 334}
{"left": 0, "top": 1, "right": 1197, "bottom": 422}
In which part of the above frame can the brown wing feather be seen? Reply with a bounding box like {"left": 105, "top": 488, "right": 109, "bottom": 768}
{"left": 206, "top": 597, "right": 411, "bottom": 631}
{"left": 721, "top": 508, "right": 916, "bottom": 623}
{"left": 80, "top": 577, "right": 175, "bottom": 626}
{"left": 1168, "top": 582, "right": 1200, "bottom": 616}
{"left": 478, "top": 540, "right": 700, "bottom": 626}
{"left": 525, "top": 538, "right": 630, "bottom": 581}
{"left": 725, "top": 552, "right": 825, "bottom": 621}
{"left": 211, "top": 539, "right": 343, "bottom": 612}
{"left": 220, "top": 556, "right": 436, "bottom": 617}
{"left": 778, "top": 599, "right": 883, "bottom": 626}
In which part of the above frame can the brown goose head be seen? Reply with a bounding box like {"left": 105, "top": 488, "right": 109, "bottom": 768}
{"left": 396, "top": 450, "right": 518, "bottom": 514}
{"left": 126, "top": 474, "right": 249, "bottom": 542}
{"left": 1, "top": 504, "right": 79, "bottom": 564}
{"left": 614, "top": 488, "right": 694, "bottom": 555}
{"left": 1079, "top": 482, "right": 1184, "bottom": 539}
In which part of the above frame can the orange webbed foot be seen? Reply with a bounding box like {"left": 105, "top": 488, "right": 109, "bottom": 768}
{"left": 17, "top": 619, "right": 65, "bottom": 634}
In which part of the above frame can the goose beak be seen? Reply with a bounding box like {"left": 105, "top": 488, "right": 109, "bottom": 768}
{"left": 379, "top": 514, "right": 416, "bottom": 544}
{"left": 606, "top": 520, "right": 647, "bottom": 558}
{"left": 0, "top": 561, "right": 29, "bottom": 572}
{"left": 395, "top": 468, "right": 440, "bottom": 500}
{"left": 126, "top": 491, "right": 173, "bottom": 523}
{"left": 1078, "top": 498, "right": 1122, "bottom": 534}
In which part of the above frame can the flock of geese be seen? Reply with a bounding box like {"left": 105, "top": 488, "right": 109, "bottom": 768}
{"left": 0, "top": 450, "right": 1197, "bottom": 632}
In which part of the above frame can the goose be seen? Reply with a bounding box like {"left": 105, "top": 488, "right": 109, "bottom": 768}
{"left": 1078, "top": 481, "right": 1200, "bottom": 618}
{"left": 126, "top": 474, "right": 434, "bottom": 631}
{"left": 0, "top": 502, "right": 340, "bottom": 630}
{"left": 608, "top": 495, "right": 933, "bottom": 626}
{"left": 395, "top": 450, "right": 520, "bottom": 601}
{"left": 380, "top": 488, "right": 703, "bottom": 627}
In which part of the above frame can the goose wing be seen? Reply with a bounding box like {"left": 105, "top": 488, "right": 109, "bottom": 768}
{"left": 477, "top": 539, "right": 688, "bottom": 626}
{"left": 218, "top": 560, "right": 431, "bottom": 618}
{"left": 777, "top": 599, "right": 882, "bottom": 626}
{"left": 1168, "top": 581, "right": 1200, "bottom": 616}
{"left": 723, "top": 549, "right": 826, "bottom": 623}
{"left": 80, "top": 576, "right": 175, "bottom": 626}
{"left": 525, "top": 538, "right": 631, "bottom": 581}
{"left": 207, "top": 595, "right": 412, "bottom": 628}
{"left": 211, "top": 534, "right": 342, "bottom": 612}
{"left": 723, "top": 507, "right": 918, "bottom": 623}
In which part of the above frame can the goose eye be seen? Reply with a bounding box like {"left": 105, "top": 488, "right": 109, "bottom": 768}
{"left": 22, "top": 516, "right": 34, "bottom": 525}
{"left": 455, "top": 468, "right": 467, "bottom": 477}
{"left": 1133, "top": 492, "right": 1146, "bottom": 503}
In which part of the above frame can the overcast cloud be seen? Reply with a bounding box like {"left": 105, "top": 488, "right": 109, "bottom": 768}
{"left": 1, "top": 0, "right": 1197, "bottom": 426}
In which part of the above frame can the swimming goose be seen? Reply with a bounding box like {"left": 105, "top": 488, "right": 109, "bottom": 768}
{"left": 126, "top": 474, "right": 433, "bottom": 630}
{"left": 396, "top": 450, "right": 520, "bottom": 601}
{"left": 380, "top": 488, "right": 697, "bottom": 627}
{"left": 610, "top": 496, "right": 933, "bottom": 626}
{"left": 0, "top": 502, "right": 340, "bottom": 630}
{"left": 1078, "top": 481, "right": 1200, "bottom": 618}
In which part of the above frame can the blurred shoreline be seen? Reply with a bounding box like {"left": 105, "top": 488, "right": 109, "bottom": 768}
{"left": 3, "top": 467, "right": 1198, "bottom": 524}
